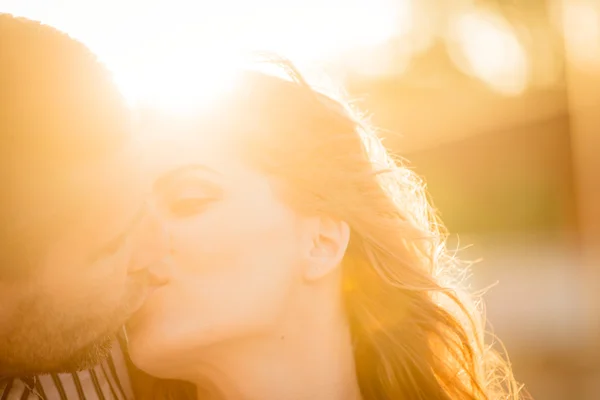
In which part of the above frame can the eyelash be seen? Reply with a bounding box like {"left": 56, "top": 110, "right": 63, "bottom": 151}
{"left": 95, "top": 235, "right": 128, "bottom": 262}
{"left": 169, "top": 197, "right": 214, "bottom": 218}
{"left": 106, "top": 238, "right": 127, "bottom": 255}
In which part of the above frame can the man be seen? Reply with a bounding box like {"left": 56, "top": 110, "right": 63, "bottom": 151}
{"left": 0, "top": 14, "right": 167, "bottom": 399}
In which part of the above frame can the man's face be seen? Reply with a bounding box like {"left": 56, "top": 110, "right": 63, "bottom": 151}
{"left": 0, "top": 145, "right": 166, "bottom": 376}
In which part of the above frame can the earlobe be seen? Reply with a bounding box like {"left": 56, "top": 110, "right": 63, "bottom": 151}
{"left": 304, "top": 218, "right": 350, "bottom": 282}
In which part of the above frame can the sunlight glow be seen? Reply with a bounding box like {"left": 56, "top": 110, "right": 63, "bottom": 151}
{"left": 560, "top": 0, "right": 600, "bottom": 70}
{"left": 114, "top": 49, "right": 242, "bottom": 113}
{"left": 2, "top": 0, "right": 406, "bottom": 110}
{"left": 448, "top": 9, "right": 529, "bottom": 95}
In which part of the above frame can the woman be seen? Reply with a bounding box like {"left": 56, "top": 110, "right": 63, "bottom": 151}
{"left": 127, "top": 57, "right": 523, "bottom": 400}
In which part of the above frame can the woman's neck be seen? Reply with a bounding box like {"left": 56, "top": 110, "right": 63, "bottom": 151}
{"left": 191, "top": 307, "right": 362, "bottom": 400}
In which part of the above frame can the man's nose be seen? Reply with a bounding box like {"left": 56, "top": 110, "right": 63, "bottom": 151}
{"left": 128, "top": 209, "right": 169, "bottom": 274}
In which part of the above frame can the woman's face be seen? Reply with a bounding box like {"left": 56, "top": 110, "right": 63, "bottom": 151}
{"left": 127, "top": 121, "right": 311, "bottom": 377}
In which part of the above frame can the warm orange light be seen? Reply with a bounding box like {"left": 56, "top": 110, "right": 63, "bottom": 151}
{"left": 448, "top": 8, "right": 529, "bottom": 95}
{"left": 4, "top": 0, "right": 406, "bottom": 110}
{"left": 114, "top": 49, "right": 242, "bottom": 113}
{"left": 559, "top": 0, "right": 600, "bottom": 70}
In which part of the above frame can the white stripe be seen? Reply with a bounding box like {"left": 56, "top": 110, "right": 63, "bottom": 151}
{"left": 4, "top": 341, "right": 132, "bottom": 400}
{"left": 37, "top": 375, "right": 61, "bottom": 400}
{"left": 74, "top": 369, "right": 99, "bottom": 400}
{"left": 3, "top": 379, "right": 27, "bottom": 400}
{"left": 92, "top": 365, "right": 114, "bottom": 399}
{"left": 100, "top": 362, "right": 122, "bottom": 400}
{"left": 55, "top": 373, "right": 80, "bottom": 400}
{"left": 26, "top": 389, "right": 39, "bottom": 400}
{"left": 108, "top": 345, "right": 133, "bottom": 400}
{"left": 0, "top": 380, "right": 8, "bottom": 397}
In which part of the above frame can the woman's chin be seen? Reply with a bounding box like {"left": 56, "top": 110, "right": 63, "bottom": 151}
{"left": 126, "top": 320, "right": 192, "bottom": 379}
{"left": 126, "top": 330, "right": 154, "bottom": 371}
{"left": 125, "top": 317, "right": 166, "bottom": 375}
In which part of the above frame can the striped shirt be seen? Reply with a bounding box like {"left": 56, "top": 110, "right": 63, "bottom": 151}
{"left": 0, "top": 341, "right": 134, "bottom": 400}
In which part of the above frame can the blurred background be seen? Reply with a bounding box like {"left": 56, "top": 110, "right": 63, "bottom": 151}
{"left": 3, "top": 0, "right": 599, "bottom": 398}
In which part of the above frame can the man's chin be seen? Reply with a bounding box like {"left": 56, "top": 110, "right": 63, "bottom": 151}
{"left": 0, "top": 334, "right": 114, "bottom": 377}
{"left": 50, "top": 334, "right": 114, "bottom": 373}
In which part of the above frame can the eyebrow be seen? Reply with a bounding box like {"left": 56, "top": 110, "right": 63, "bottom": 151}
{"left": 153, "top": 164, "right": 221, "bottom": 191}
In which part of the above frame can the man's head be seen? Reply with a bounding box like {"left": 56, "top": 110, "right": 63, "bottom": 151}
{"left": 0, "top": 14, "right": 164, "bottom": 375}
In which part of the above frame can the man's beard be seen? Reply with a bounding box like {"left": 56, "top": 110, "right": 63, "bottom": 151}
{"left": 0, "top": 328, "right": 116, "bottom": 377}
{"left": 0, "top": 276, "right": 146, "bottom": 377}
{"left": 47, "top": 330, "right": 115, "bottom": 373}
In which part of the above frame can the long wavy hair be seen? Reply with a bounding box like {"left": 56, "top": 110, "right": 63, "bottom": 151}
{"left": 130, "top": 55, "right": 524, "bottom": 400}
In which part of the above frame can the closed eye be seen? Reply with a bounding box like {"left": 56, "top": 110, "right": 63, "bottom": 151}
{"left": 169, "top": 197, "right": 215, "bottom": 218}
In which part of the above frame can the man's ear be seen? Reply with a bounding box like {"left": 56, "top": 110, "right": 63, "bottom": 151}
{"left": 304, "top": 217, "right": 350, "bottom": 282}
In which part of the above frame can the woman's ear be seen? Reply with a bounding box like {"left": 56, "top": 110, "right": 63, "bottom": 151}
{"left": 304, "top": 217, "right": 350, "bottom": 282}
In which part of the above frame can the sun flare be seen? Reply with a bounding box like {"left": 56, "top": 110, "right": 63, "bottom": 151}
{"left": 3, "top": 0, "right": 550, "bottom": 106}
{"left": 3, "top": 0, "right": 404, "bottom": 111}
{"left": 114, "top": 50, "right": 241, "bottom": 113}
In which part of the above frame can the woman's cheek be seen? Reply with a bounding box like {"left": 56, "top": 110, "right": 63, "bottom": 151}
{"left": 167, "top": 214, "right": 246, "bottom": 274}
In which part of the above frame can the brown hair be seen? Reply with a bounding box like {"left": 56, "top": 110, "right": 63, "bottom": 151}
{"left": 135, "top": 55, "right": 524, "bottom": 400}
{"left": 0, "top": 14, "right": 130, "bottom": 279}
